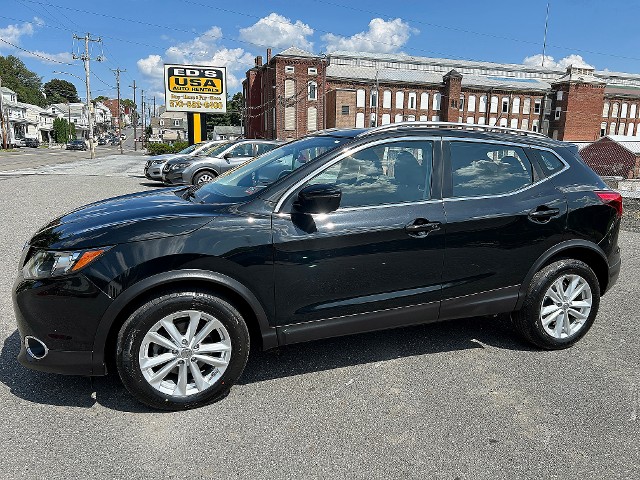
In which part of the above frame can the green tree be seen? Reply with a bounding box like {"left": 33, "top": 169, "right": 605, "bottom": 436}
{"left": 0, "top": 55, "right": 46, "bottom": 106}
{"left": 94, "top": 95, "right": 110, "bottom": 103}
{"left": 53, "top": 118, "right": 69, "bottom": 142}
{"left": 44, "top": 79, "right": 80, "bottom": 104}
{"left": 206, "top": 92, "right": 244, "bottom": 128}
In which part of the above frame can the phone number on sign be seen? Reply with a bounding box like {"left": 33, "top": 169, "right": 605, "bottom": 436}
{"left": 169, "top": 100, "right": 224, "bottom": 109}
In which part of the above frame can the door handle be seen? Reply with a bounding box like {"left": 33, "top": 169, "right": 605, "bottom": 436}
{"left": 528, "top": 206, "right": 560, "bottom": 221}
{"left": 405, "top": 218, "right": 441, "bottom": 236}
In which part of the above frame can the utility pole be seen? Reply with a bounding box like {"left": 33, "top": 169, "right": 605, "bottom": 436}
{"left": 73, "top": 33, "right": 103, "bottom": 159}
{"left": 141, "top": 89, "right": 145, "bottom": 149}
{"left": 111, "top": 67, "right": 126, "bottom": 154}
{"left": 0, "top": 76, "right": 7, "bottom": 149}
{"left": 130, "top": 80, "right": 137, "bottom": 151}
{"left": 153, "top": 96, "right": 156, "bottom": 118}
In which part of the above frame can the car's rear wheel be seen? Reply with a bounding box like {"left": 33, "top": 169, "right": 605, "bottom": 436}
{"left": 193, "top": 170, "right": 217, "bottom": 185}
{"left": 116, "top": 291, "right": 249, "bottom": 410}
{"left": 512, "top": 259, "right": 600, "bottom": 350}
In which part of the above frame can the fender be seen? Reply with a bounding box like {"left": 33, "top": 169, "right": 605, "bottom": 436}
{"left": 192, "top": 167, "right": 219, "bottom": 180}
{"left": 515, "top": 239, "right": 609, "bottom": 310}
{"left": 91, "top": 269, "right": 277, "bottom": 374}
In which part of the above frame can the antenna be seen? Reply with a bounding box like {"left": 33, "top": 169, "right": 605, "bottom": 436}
{"left": 542, "top": 2, "right": 550, "bottom": 67}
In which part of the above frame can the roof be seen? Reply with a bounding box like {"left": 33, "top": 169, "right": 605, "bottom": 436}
{"left": 0, "top": 86, "right": 16, "bottom": 95}
{"left": 327, "top": 64, "right": 443, "bottom": 85}
{"left": 277, "top": 46, "right": 318, "bottom": 58}
{"left": 213, "top": 126, "right": 243, "bottom": 135}
{"left": 606, "top": 135, "right": 640, "bottom": 155}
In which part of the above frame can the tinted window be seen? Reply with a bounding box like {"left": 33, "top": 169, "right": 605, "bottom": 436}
{"left": 450, "top": 142, "right": 533, "bottom": 197}
{"left": 256, "top": 143, "right": 277, "bottom": 155}
{"left": 305, "top": 141, "right": 432, "bottom": 208}
{"left": 228, "top": 143, "right": 254, "bottom": 157}
{"left": 537, "top": 150, "right": 565, "bottom": 175}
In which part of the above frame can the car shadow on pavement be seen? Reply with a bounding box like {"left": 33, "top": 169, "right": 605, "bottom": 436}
{"left": 0, "top": 316, "right": 533, "bottom": 412}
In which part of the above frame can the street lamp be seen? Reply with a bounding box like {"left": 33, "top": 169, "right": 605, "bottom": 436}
{"left": 53, "top": 70, "right": 95, "bottom": 157}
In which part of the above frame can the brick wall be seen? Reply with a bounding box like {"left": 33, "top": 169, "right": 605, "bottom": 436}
{"left": 552, "top": 82, "right": 605, "bottom": 141}
{"left": 601, "top": 97, "right": 640, "bottom": 137}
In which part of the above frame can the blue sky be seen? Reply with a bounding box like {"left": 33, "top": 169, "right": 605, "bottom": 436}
{"left": 2, "top": 0, "right": 640, "bottom": 104}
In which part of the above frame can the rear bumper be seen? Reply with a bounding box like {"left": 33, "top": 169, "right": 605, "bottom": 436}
{"left": 605, "top": 257, "right": 621, "bottom": 294}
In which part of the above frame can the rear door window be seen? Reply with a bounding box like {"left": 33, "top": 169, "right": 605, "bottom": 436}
{"left": 449, "top": 142, "right": 534, "bottom": 197}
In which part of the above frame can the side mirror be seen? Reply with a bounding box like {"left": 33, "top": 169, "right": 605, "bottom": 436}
{"left": 293, "top": 184, "right": 341, "bottom": 214}
{"left": 223, "top": 152, "right": 233, "bottom": 160}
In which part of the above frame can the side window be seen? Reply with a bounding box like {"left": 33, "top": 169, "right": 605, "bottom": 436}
{"left": 256, "top": 143, "right": 276, "bottom": 155}
{"left": 450, "top": 142, "right": 533, "bottom": 198}
{"left": 228, "top": 143, "right": 253, "bottom": 157}
{"left": 305, "top": 141, "right": 433, "bottom": 208}
{"left": 536, "top": 150, "right": 565, "bottom": 176}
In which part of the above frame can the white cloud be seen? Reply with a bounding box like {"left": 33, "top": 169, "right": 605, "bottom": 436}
{"left": 0, "top": 20, "right": 36, "bottom": 45}
{"left": 239, "top": 13, "right": 314, "bottom": 51}
{"left": 322, "top": 18, "right": 416, "bottom": 53}
{"left": 22, "top": 50, "right": 74, "bottom": 65}
{"left": 137, "top": 27, "right": 255, "bottom": 98}
{"left": 523, "top": 53, "right": 594, "bottom": 70}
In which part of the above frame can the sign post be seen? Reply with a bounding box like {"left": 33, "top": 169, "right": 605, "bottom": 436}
{"left": 164, "top": 64, "right": 227, "bottom": 145}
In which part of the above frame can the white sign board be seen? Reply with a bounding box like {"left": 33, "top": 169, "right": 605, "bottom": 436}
{"left": 164, "top": 64, "right": 227, "bottom": 114}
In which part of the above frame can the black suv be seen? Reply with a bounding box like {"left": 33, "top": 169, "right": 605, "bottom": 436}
{"left": 13, "top": 123, "right": 622, "bottom": 410}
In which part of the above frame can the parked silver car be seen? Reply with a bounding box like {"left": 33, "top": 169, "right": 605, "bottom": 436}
{"left": 144, "top": 140, "right": 226, "bottom": 181}
{"left": 162, "top": 139, "right": 281, "bottom": 185}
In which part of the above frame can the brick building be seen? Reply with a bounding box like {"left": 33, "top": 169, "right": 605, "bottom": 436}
{"left": 579, "top": 135, "right": 640, "bottom": 178}
{"left": 243, "top": 48, "right": 640, "bottom": 143}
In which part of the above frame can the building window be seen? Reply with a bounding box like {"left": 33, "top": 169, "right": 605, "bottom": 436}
{"left": 532, "top": 120, "right": 539, "bottom": 132}
{"left": 341, "top": 105, "right": 350, "bottom": 115}
{"left": 308, "top": 67, "right": 317, "bottom": 75}
{"left": 479, "top": 95, "right": 487, "bottom": 113}
{"left": 308, "top": 81, "right": 317, "bottom": 100}
{"left": 555, "top": 107, "right": 561, "bottom": 120}
{"left": 395, "top": 113, "right": 403, "bottom": 123}
{"left": 381, "top": 113, "right": 390, "bottom": 125}
{"left": 459, "top": 95, "right": 465, "bottom": 111}
{"left": 628, "top": 123, "right": 635, "bottom": 136}
{"left": 523, "top": 98, "right": 531, "bottom": 115}
{"left": 308, "top": 107, "right": 317, "bottom": 131}
{"left": 556, "top": 91, "right": 563, "bottom": 101}
{"left": 466, "top": 116, "right": 474, "bottom": 124}
{"left": 370, "top": 90, "right": 378, "bottom": 107}
{"left": 284, "top": 106, "right": 295, "bottom": 130}
{"left": 512, "top": 97, "right": 520, "bottom": 114}
{"left": 159, "top": 120, "right": 165, "bottom": 126}
{"left": 432, "top": 115, "right": 440, "bottom": 122}
{"left": 510, "top": 118, "right": 518, "bottom": 129}
{"left": 383, "top": 90, "right": 392, "bottom": 109}
{"left": 490, "top": 96, "right": 498, "bottom": 113}
{"left": 618, "top": 122, "right": 626, "bottom": 135}
{"left": 521, "top": 118, "right": 529, "bottom": 130}
{"left": 501, "top": 97, "right": 509, "bottom": 114}
{"left": 420, "top": 92, "right": 429, "bottom": 110}
{"left": 621, "top": 103, "right": 628, "bottom": 118}
{"left": 285, "top": 79, "right": 295, "bottom": 98}
{"left": 603, "top": 102, "right": 610, "bottom": 117}
{"left": 406, "top": 115, "right": 416, "bottom": 122}
{"left": 433, "top": 93, "right": 441, "bottom": 110}
{"left": 174, "top": 120, "right": 180, "bottom": 126}
{"left": 408, "top": 92, "right": 416, "bottom": 109}
{"left": 467, "top": 95, "right": 476, "bottom": 112}
{"left": 355, "top": 112, "right": 365, "bottom": 128}
{"left": 630, "top": 104, "right": 637, "bottom": 119}
{"left": 552, "top": 130, "right": 558, "bottom": 140}
{"left": 419, "top": 115, "right": 428, "bottom": 121}
{"left": 534, "top": 99, "right": 541, "bottom": 114}
{"left": 285, "top": 65, "right": 294, "bottom": 74}
{"left": 478, "top": 116, "right": 486, "bottom": 125}
{"left": 499, "top": 118, "right": 508, "bottom": 127}
{"left": 370, "top": 113, "right": 377, "bottom": 127}
{"left": 356, "top": 89, "right": 365, "bottom": 108}
{"left": 396, "top": 91, "right": 404, "bottom": 109}
{"left": 611, "top": 103, "right": 619, "bottom": 118}
{"left": 609, "top": 122, "right": 616, "bottom": 135}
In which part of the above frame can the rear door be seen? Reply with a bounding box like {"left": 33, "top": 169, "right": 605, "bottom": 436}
{"left": 219, "top": 142, "right": 257, "bottom": 172}
{"left": 440, "top": 138, "right": 567, "bottom": 319}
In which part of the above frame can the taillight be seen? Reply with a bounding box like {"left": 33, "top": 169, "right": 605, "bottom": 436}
{"left": 595, "top": 191, "right": 623, "bottom": 217}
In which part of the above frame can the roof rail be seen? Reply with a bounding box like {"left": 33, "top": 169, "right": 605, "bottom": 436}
{"left": 356, "top": 121, "right": 549, "bottom": 139}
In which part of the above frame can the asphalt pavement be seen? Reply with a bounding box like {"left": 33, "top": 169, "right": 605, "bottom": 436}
{"left": 0, "top": 154, "right": 637, "bottom": 479}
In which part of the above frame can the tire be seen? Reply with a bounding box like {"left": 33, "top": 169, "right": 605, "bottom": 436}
{"left": 512, "top": 259, "right": 600, "bottom": 350}
{"left": 193, "top": 170, "right": 217, "bottom": 185}
{"left": 116, "top": 291, "right": 250, "bottom": 410}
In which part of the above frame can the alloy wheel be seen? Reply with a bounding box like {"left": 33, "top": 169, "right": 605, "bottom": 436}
{"left": 138, "top": 310, "right": 232, "bottom": 397}
{"left": 540, "top": 274, "right": 592, "bottom": 339}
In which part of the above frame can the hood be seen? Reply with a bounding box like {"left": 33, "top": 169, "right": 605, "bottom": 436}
{"left": 29, "top": 188, "right": 227, "bottom": 250}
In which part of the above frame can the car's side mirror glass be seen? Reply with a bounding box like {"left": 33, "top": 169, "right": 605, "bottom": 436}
{"left": 293, "top": 184, "right": 341, "bottom": 214}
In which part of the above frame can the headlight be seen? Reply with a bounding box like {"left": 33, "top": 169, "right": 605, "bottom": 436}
{"left": 152, "top": 160, "right": 165, "bottom": 165}
{"left": 171, "top": 163, "right": 190, "bottom": 170}
{"left": 22, "top": 248, "right": 109, "bottom": 280}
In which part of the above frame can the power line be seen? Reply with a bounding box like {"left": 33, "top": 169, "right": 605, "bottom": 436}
{"left": 0, "top": 36, "right": 74, "bottom": 64}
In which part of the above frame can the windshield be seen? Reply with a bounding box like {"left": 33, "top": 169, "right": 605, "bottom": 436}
{"left": 192, "top": 135, "right": 352, "bottom": 203}
{"left": 177, "top": 143, "right": 203, "bottom": 155}
{"left": 196, "top": 142, "right": 230, "bottom": 157}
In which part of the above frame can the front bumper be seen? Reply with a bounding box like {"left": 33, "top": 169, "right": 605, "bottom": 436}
{"left": 144, "top": 165, "right": 164, "bottom": 180}
{"left": 162, "top": 168, "right": 187, "bottom": 185}
{"left": 13, "top": 271, "right": 112, "bottom": 376}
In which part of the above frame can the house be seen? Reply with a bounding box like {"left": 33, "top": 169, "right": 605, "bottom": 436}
{"left": 149, "top": 107, "right": 187, "bottom": 143}
{"left": 212, "top": 126, "right": 243, "bottom": 140}
{"left": 48, "top": 103, "right": 90, "bottom": 139}
{"left": 579, "top": 135, "right": 640, "bottom": 179}
{"left": 23, "top": 103, "right": 56, "bottom": 143}
{"left": 1, "top": 86, "right": 28, "bottom": 146}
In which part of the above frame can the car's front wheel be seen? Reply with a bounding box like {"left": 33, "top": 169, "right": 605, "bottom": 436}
{"left": 512, "top": 259, "right": 600, "bottom": 350}
{"left": 116, "top": 291, "right": 250, "bottom": 410}
{"left": 193, "top": 170, "right": 217, "bottom": 185}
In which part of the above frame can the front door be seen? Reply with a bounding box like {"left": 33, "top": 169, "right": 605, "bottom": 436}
{"left": 272, "top": 138, "right": 446, "bottom": 342}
